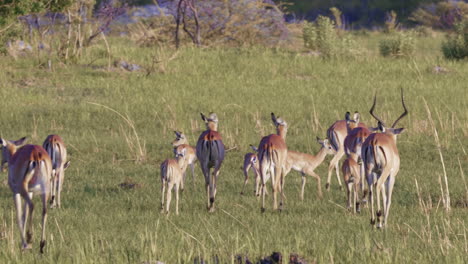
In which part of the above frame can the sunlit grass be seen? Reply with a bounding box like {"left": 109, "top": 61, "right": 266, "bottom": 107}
{"left": 0, "top": 34, "right": 467, "bottom": 263}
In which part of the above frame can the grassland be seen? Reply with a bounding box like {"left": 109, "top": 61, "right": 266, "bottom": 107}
{"left": 0, "top": 32, "right": 467, "bottom": 263}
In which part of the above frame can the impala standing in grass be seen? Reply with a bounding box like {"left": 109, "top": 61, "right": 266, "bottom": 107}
{"left": 196, "top": 113, "right": 225, "bottom": 212}
{"left": 1, "top": 138, "right": 52, "bottom": 253}
{"left": 160, "top": 147, "right": 187, "bottom": 215}
{"left": 240, "top": 145, "right": 261, "bottom": 196}
{"left": 362, "top": 89, "right": 408, "bottom": 228}
{"left": 43, "top": 134, "right": 70, "bottom": 208}
{"left": 258, "top": 113, "right": 288, "bottom": 212}
{"left": 172, "top": 131, "right": 197, "bottom": 189}
{"left": 284, "top": 137, "right": 335, "bottom": 200}
{"left": 326, "top": 113, "right": 367, "bottom": 191}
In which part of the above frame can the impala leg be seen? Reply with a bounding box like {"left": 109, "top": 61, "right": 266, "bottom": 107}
{"left": 308, "top": 170, "right": 322, "bottom": 199}
{"left": 367, "top": 171, "right": 376, "bottom": 226}
{"left": 346, "top": 181, "right": 353, "bottom": 211}
{"left": 375, "top": 166, "right": 392, "bottom": 228}
{"left": 40, "top": 191, "right": 48, "bottom": 254}
{"left": 50, "top": 176, "right": 56, "bottom": 208}
{"left": 279, "top": 166, "right": 286, "bottom": 211}
{"left": 260, "top": 163, "right": 268, "bottom": 212}
{"left": 209, "top": 167, "right": 220, "bottom": 212}
{"left": 300, "top": 173, "right": 306, "bottom": 201}
{"left": 384, "top": 175, "right": 396, "bottom": 227}
{"left": 175, "top": 183, "right": 179, "bottom": 215}
{"left": 181, "top": 171, "right": 186, "bottom": 192}
{"left": 160, "top": 180, "right": 166, "bottom": 212}
{"left": 190, "top": 162, "right": 196, "bottom": 187}
{"left": 272, "top": 166, "right": 279, "bottom": 211}
{"left": 25, "top": 192, "right": 34, "bottom": 244}
{"left": 57, "top": 169, "right": 63, "bottom": 208}
{"left": 327, "top": 150, "right": 344, "bottom": 190}
{"left": 166, "top": 182, "right": 173, "bottom": 215}
{"left": 241, "top": 163, "right": 251, "bottom": 195}
{"left": 14, "top": 193, "right": 28, "bottom": 250}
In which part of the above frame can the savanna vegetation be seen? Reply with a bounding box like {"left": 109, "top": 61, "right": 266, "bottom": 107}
{"left": 0, "top": 0, "right": 467, "bottom": 263}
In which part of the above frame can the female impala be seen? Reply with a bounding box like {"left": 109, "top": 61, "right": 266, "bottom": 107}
{"left": 326, "top": 113, "right": 367, "bottom": 191}
{"left": 172, "top": 131, "right": 197, "bottom": 188}
{"left": 258, "top": 113, "right": 288, "bottom": 212}
{"left": 43, "top": 135, "right": 70, "bottom": 208}
{"left": 1, "top": 138, "right": 52, "bottom": 253}
{"left": 362, "top": 89, "right": 408, "bottom": 228}
{"left": 160, "top": 147, "right": 187, "bottom": 215}
{"left": 240, "top": 145, "right": 261, "bottom": 195}
{"left": 284, "top": 137, "right": 335, "bottom": 200}
{"left": 196, "top": 113, "right": 225, "bottom": 212}
{"left": 342, "top": 156, "right": 361, "bottom": 213}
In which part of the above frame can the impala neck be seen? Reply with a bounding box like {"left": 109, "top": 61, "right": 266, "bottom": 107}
{"left": 277, "top": 126, "right": 287, "bottom": 140}
{"left": 207, "top": 122, "right": 218, "bottom": 131}
{"left": 314, "top": 147, "right": 329, "bottom": 166}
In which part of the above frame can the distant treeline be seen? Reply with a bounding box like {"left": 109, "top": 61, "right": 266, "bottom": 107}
{"left": 277, "top": 0, "right": 463, "bottom": 27}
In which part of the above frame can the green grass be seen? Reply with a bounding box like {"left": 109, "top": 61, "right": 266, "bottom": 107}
{"left": 0, "top": 34, "right": 467, "bottom": 263}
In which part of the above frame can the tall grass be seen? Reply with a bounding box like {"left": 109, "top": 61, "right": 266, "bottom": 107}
{"left": 0, "top": 34, "right": 467, "bottom": 263}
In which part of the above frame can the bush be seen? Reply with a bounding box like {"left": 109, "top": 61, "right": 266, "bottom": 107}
{"left": 410, "top": 1, "right": 468, "bottom": 30}
{"left": 442, "top": 20, "right": 468, "bottom": 60}
{"left": 303, "top": 15, "right": 360, "bottom": 58}
{"left": 379, "top": 32, "right": 415, "bottom": 57}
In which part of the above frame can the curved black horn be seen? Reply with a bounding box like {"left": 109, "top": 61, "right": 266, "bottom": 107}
{"left": 369, "top": 93, "right": 386, "bottom": 127}
{"left": 391, "top": 88, "right": 408, "bottom": 128}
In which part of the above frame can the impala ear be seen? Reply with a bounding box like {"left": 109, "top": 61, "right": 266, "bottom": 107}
{"left": 353, "top": 112, "right": 360, "bottom": 123}
{"left": 64, "top": 161, "right": 71, "bottom": 170}
{"left": 271, "top": 113, "right": 277, "bottom": 123}
{"left": 250, "top": 144, "right": 258, "bottom": 152}
{"left": 0, "top": 138, "right": 5, "bottom": 147}
{"left": 369, "top": 126, "right": 379, "bottom": 132}
{"left": 200, "top": 113, "right": 207, "bottom": 122}
{"left": 389, "top": 128, "right": 405, "bottom": 135}
{"left": 316, "top": 136, "right": 323, "bottom": 144}
{"left": 345, "top": 112, "right": 351, "bottom": 121}
{"left": 14, "top": 137, "right": 27, "bottom": 146}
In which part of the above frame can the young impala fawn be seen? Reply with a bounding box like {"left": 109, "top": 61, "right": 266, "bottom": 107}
{"left": 1, "top": 137, "right": 52, "bottom": 253}
{"left": 240, "top": 145, "right": 261, "bottom": 195}
{"left": 172, "top": 131, "right": 197, "bottom": 189}
{"left": 160, "top": 147, "right": 187, "bottom": 215}
{"left": 326, "top": 113, "right": 367, "bottom": 191}
{"left": 43, "top": 135, "right": 70, "bottom": 208}
{"left": 342, "top": 112, "right": 373, "bottom": 212}
{"left": 196, "top": 113, "right": 225, "bottom": 212}
{"left": 284, "top": 137, "right": 335, "bottom": 200}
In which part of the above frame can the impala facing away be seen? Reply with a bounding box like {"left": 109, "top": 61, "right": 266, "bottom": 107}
{"left": 240, "top": 145, "right": 261, "bottom": 195}
{"left": 258, "top": 113, "right": 288, "bottom": 212}
{"left": 43, "top": 135, "right": 70, "bottom": 208}
{"left": 160, "top": 147, "right": 187, "bottom": 215}
{"left": 342, "top": 156, "right": 361, "bottom": 213}
{"left": 1, "top": 138, "right": 52, "bottom": 253}
{"left": 342, "top": 112, "right": 374, "bottom": 209}
{"left": 196, "top": 113, "right": 225, "bottom": 212}
{"left": 284, "top": 137, "right": 335, "bottom": 200}
{"left": 172, "top": 131, "right": 197, "bottom": 188}
{"left": 362, "top": 89, "right": 408, "bottom": 228}
{"left": 326, "top": 113, "right": 367, "bottom": 191}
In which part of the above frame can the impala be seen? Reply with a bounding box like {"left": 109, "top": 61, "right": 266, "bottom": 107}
{"left": 196, "top": 113, "right": 225, "bottom": 212}
{"left": 258, "top": 113, "right": 288, "bottom": 212}
{"left": 284, "top": 137, "right": 335, "bottom": 200}
{"left": 362, "top": 89, "right": 408, "bottom": 228}
{"left": 1, "top": 138, "right": 52, "bottom": 253}
{"left": 43, "top": 135, "right": 70, "bottom": 208}
{"left": 240, "top": 145, "right": 260, "bottom": 195}
{"left": 342, "top": 156, "right": 361, "bottom": 213}
{"left": 326, "top": 113, "right": 366, "bottom": 191}
{"left": 160, "top": 147, "right": 187, "bottom": 215}
{"left": 172, "top": 131, "right": 197, "bottom": 188}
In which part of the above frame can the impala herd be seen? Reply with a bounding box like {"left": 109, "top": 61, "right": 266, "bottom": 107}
{"left": 0, "top": 90, "right": 407, "bottom": 252}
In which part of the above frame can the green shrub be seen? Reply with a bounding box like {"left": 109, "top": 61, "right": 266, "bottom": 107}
{"left": 379, "top": 32, "right": 415, "bottom": 57}
{"left": 303, "top": 15, "right": 360, "bottom": 58}
{"left": 442, "top": 20, "right": 468, "bottom": 60}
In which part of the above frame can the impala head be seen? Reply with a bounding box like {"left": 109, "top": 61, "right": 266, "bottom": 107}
{"left": 201, "top": 112, "right": 218, "bottom": 131}
{"left": 0, "top": 137, "right": 27, "bottom": 172}
{"left": 369, "top": 88, "right": 408, "bottom": 139}
{"left": 172, "top": 131, "right": 187, "bottom": 147}
{"left": 271, "top": 112, "right": 288, "bottom": 139}
{"left": 317, "top": 137, "right": 336, "bottom": 155}
{"left": 174, "top": 145, "right": 187, "bottom": 168}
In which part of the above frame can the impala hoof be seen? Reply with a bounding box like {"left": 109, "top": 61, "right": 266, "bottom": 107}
{"left": 370, "top": 219, "right": 376, "bottom": 225}
{"left": 325, "top": 183, "right": 330, "bottom": 190}
{"left": 39, "top": 240, "right": 46, "bottom": 253}
{"left": 261, "top": 207, "right": 265, "bottom": 213}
